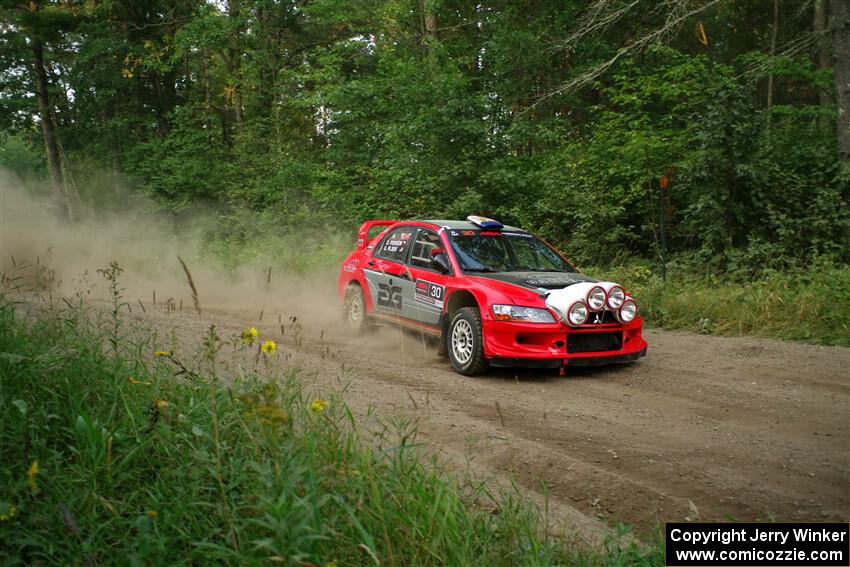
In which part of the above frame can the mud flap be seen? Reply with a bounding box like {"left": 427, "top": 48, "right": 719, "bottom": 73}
{"left": 437, "top": 314, "right": 448, "bottom": 356}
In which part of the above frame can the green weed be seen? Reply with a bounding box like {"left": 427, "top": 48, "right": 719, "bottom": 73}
{"left": 0, "top": 273, "right": 659, "bottom": 566}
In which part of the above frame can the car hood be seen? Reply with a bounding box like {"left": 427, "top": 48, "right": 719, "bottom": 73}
{"left": 466, "top": 271, "right": 599, "bottom": 305}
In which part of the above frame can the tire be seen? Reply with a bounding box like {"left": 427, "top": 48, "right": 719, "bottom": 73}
{"left": 343, "top": 284, "right": 369, "bottom": 333}
{"left": 447, "top": 307, "right": 489, "bottom": 375}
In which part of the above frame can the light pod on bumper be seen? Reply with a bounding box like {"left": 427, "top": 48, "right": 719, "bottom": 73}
{"left": 616, "top": 298, "right": 637, "bottom": 323}
{"left": 553, "top": 282, "right": 607, "bottom": 312}
{"left": 586, "top": 285, "right": 607, "bottom": 311}
{"left": 545, "top": 284, "right": 594, "bottom": 326}
{"left": 599, "top": 282, "right": 626, "bottom": 309}
{"left": 568, "top": 301, "right": 589, "bottom": 325}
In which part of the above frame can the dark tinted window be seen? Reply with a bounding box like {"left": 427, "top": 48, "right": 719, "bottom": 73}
{"left": 449, "top": 231, "right": 575, "bottom": 273}
{"left": 409, "top": 229, "right": 442, "bottom": 269}
{"left": 375, "top": 227, "right": 415, "bottom": 262}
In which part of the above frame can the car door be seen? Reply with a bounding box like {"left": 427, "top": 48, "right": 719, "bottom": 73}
{"left": 403, "top": 227, "right": 450, "bottom": 328}
{"left": 363, "top": 225, "right": 417, "bottom": 319}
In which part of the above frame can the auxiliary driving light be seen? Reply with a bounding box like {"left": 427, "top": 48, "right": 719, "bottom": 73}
{"left": 567, "top": 301, "right": 589, "bottom": 326}
{"left": 586, "top": 285, "right": 607, "bottom": 311}
{"left": 617, "top": 299, "right": 637, "bottom": 323}
{"left": 606, "top": 285, "right": 625, "bottom": 309}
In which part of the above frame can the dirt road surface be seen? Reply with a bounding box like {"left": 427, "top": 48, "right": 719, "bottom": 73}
{"left": 135, "top": 299, "right": 849, "bottom": 541}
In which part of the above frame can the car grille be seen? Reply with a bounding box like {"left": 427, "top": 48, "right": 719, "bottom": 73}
{"left": 567, "top": 331, "right": 623, "bottom": 353}
{"left": 580, "top": 310, "right": 618, "bottom": 325}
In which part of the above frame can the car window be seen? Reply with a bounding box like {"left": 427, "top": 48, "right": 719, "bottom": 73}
{"left": 449, "top": 231, "right": 575, "bottom": 273}
{"left": 375, "top": 227, "right": 415, "bottom": 263}
{"left": 409, "top": 229, "right": 442, "bottom": 269}
{"left": 452, "top": 236, "right": 511, "bottom": 271}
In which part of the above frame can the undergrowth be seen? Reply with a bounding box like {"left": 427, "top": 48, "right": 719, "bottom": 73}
{"left": 199, "top": 219, "right": 850, "bottom": 347}
{"left": 0, "top": 272, "right": 660, "bottom": 565}
{"left": 590, "top": 259, "right": 850, "bottom": 347}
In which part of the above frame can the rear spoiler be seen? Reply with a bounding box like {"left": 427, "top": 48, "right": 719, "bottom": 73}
{"left": 356, "top": 220, "right": 397, "bottom": 250}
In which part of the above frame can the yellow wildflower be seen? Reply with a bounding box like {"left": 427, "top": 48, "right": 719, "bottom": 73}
{"left": 325, "top": 562, "right": 337, "bottom": 567}
{"left": 154, "top": 350, "right": 171, "bottom": 357}
{"left": 261, "top": 339, "right": 277, "bottom": 355}
{"left": 155, "top": 400, "right": 169, "bottom": 409}
{"left": 27, "top": 460, "right": 39, "bottom": 490}
{"left": 147, "top": 510, "right": 158, "bottom": 519}
{"left": 250, "top": 404, "right": 288, "bottom": 426}
{"left": 241, "top": 326, "right": 259, "bottom": 345}
{"left": 0, "top": 504, "right": 19, "bottom": 521}
{"left": 122, "top": 68, "right": 134, "bottom": 79}
{"left": 309, "top": 399, "right": 328, "bottom": 415}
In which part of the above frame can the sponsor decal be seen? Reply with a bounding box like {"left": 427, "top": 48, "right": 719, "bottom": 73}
{"left": 414, "top": 279, "right": 444, "bottom": 308}
{"left": 343, "top": 259, "right": 360, "bottom": 273}
{"left": 381, "top": 236, "right": 410, "bottom": 254}
{"left": 376, "top": 282, "right": 403, "bottom": 310}
{"left": 449, "top": 229, "right": 531, "bottom": 238}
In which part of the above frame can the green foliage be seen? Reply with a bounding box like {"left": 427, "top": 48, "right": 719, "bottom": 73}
{"left": 588, "top": 258, "right": 850, "bottom": 346}
{"left": 0, "top": 134, "right": 45, "bottom": 183}
{"left": 0, "top": 288, "right": 660, "bottom": 565}
{"left": 2, "top": 0, "right": 849, "bottom": 338}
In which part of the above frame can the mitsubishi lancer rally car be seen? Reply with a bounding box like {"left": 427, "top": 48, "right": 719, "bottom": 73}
{"left": 338, "top": 216, "right": 647, "bottom": 375}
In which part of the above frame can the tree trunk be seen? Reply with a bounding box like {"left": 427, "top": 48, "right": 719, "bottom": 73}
{"left": 228, "top": 0, "right": 245, "bottom": 132}
{"left": 814, "top": 0, "right": 832, "bottom": 131}
{"left": 420, "top": 0, "right": 437, "bottom": 58}
{"left": 32, "top": 35, "right": 73, "bottom": 222}
{"left": 830, "top": 0, "right": 850, "bottom": 162}
{"left": 202, "top": 48, "right": 213, "bottom": 136}
{"left": 150, "top": 71, "right": 170, "bottom": 135}
{"left": 766, "top": 0, "right": 779, "bottom": 131}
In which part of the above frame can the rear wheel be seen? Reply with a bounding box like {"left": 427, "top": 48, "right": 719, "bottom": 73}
{"left": 447, "top": 307, "right": 488, "bottom": 375}
{"left": 343, "top": 284, "right": 369, "bottom": 333}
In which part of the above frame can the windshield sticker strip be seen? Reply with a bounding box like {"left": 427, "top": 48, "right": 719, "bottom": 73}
{"left": 449, "top": 229, "right": 531, "bottom": 238}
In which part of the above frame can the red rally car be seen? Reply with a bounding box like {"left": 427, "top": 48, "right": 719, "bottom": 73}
{"left": 337, "top": 216, "right": 648, "bottom": 375}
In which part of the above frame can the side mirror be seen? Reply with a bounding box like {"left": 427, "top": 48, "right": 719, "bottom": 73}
{"left": 431, "top": 252, "right": 451, "bottom": 274}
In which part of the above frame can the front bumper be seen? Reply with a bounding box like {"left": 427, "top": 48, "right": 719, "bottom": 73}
{"left": 482, "top": 316, "right": 648, "bottom": 365}
{"left": 490, "top": 348, "right": 647, "bottom": 368}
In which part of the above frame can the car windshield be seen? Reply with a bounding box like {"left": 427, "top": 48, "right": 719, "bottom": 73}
{"left": 448, "top": 230, "right": 575, "bottom": 273}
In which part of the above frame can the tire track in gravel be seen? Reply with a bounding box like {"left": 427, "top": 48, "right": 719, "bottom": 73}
{"left": 138, "top": 303, "right": 850, "bottom": 539}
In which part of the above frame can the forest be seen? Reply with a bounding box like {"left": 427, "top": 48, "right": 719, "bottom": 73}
{"left": 1, "top": 0, "right": 849, "bottom": 275}
{"left": 2, "top": 2, "right": 849, "bottom": 564}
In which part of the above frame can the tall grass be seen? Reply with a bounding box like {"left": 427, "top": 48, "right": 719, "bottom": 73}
{"left": 197, "top": 216, "right": 850, "bottom": 347}
{"left": 590, "top": 260, "right": 850, "bottom": 346}
{"left": 0, "top": 278, "right": 659, "bottom": 565}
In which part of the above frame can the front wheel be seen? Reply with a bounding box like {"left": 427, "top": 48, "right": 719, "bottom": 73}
{"left": 343, "top": 284, "right": 369, "bottom": 333}
{"left": 447, "top": 307, "right": 488, "bottom": 375}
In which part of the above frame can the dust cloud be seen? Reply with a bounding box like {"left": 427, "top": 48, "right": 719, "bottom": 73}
{"left": 0, "top": 170, "right": 345, "bottom": 330}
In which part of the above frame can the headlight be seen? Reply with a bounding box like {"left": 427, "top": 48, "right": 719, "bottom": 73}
{"left": 492, "top": 305, "right": 556, "bottom": 323}
{"left": 607, "top": 285, "right": 625, "bottom": 309}
{"left": 586, "top": 285, "right": 606, "bottom": 311}
{"left": 567, "top": 301, "right": 588, "bottom": 326}
{"left": 618, "top": 299, "right": 637, "bottom": 323}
